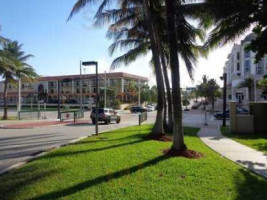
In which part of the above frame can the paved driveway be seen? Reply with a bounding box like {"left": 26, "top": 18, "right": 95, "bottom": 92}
{"left": 0, "top": 111, "right": 205, "bottom": 174}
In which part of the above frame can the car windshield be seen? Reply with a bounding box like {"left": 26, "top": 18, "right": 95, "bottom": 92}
{"left": 92, "top": 108, "right": 104, "bottom": 114}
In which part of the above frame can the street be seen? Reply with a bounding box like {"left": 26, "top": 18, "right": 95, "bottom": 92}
{"left": 0, "top": 111, "right": 206, "bottom": 174}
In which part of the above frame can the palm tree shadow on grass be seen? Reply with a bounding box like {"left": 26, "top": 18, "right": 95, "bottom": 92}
{"left": 28, "top": 155, "right": 170, "bottom": 200}
{"left": 40, "top": 139, "right": 146, "bottom": 160}
{"left": 68, "top": 133, "right": 146, "bottom": 146}
{"left": 0, "top": 166, "right": 58, "bottom": 200}
{"left": 235, "top": 169, "right": 267, "bottom": 199}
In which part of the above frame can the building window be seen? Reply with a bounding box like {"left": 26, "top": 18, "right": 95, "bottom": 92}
{"left": 244, "top": 49, "right": 251, "bottom": 58}
{"left": 237, "top": 52, "right": 240, "bottom": 60}
{"left": 237, "top": 63, "right": 240, "bottom": 71}
{"left": 228, "top": 95, "right": 232, "bottom": 100}
{"left": 256, "top": 60, "right": 264, "bottom": 75}
{"left": 244, "top": 60, "right": 251, "bottom": 73}
{"left": 76, "top": 89, "right": 80, "bottom": 94}
{"left": 51, "top": 89, "right": 54, "bottom": 94}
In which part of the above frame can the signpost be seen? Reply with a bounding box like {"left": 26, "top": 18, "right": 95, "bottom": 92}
{"left": 139, "top": 112, "right": 148, "bottom": 126}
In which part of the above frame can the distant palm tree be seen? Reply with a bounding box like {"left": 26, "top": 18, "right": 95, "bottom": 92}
{"left": 1, "top": 41, "right": 38, "bottom": 119}
{"left": 238, "top": 77, "right": 255, "bottom": 102}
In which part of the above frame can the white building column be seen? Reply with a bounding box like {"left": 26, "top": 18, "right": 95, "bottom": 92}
{"left": 121, "top": 78, "right": 124, "bottom": 93}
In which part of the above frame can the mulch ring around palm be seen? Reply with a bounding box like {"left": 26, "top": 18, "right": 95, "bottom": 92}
{"left": 163, "top": 148, "right": 204, "bottom": 159}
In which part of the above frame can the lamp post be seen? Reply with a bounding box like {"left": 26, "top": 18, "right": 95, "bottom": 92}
{"left": 82, "top": 61, "right": 98, "bottom": 136}
{"left": 220, "top": 72, "right": 227, "bottom": 127}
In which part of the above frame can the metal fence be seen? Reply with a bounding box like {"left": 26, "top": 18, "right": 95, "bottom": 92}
{"left": 18, "top": 111, "right": 41, "bottom": 120}
{"left": 60, "top": 110, "right": 84, "bottom": 123}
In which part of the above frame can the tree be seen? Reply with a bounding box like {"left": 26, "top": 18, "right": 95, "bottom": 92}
{"left": 206, "top": 79, "right": 220, "bottom": 111}
{"left": 202, "top": 0, "right": 267, "bottom": 62}
{"left": 259, "top": 75, "right": 267, "bottom": 92}
{"left": 0, "top": 41, "right": 38, "bottom": 119}
{"left": 197, "top": 76, "right": 220, "bottom": 111}
{"left": 238, "top": 77, "right": 255, "bottom": 102}
{"left": 182, "top": 93, "right": 190, "bottom": 111}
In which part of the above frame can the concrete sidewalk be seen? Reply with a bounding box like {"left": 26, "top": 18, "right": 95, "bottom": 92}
{"left": 198, "top": 124, "right": 267, "bottom": 179}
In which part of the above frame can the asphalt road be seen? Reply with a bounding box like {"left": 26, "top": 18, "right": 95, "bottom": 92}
{"left": 0, "top": 111, "right": 206, "bottom": 174}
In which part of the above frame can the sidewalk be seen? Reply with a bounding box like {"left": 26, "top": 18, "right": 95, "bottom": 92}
{"left": 198, "top": 124, "right": 267, "bottom": 179}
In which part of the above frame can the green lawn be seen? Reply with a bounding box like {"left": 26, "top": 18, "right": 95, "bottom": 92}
{"left": 221, "top": 127, "right": 267, "bottom": 154}
{"left": 0, "top": 125, "right": 267, "bottom": 200}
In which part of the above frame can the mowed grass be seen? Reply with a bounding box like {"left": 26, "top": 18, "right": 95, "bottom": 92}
{"left": 221, "top": 126, "right": 267, "bottom": 154}
{"left": 1, "top": 125, "right": 267, "bottom": 200}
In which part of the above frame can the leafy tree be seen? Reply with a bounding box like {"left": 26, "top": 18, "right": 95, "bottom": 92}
{"left": 197, "top": 75, "right": 220, "bottom": 111}
{"left": 259, "top": 76, "right": 267, "bottom": 92}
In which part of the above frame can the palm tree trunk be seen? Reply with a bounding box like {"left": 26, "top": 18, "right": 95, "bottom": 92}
{"left": 143, "top": 0, "right": 165, "bottom": 135}
{"left": 160, "top": 49, "right": 173, "bottom": 132}
{"left": 165, "top": 0, "right": 186, "bottom": 151}
{"left": 3, "top": 78, "right": 8, "bottom": 120}
{"left": 163, "top": 94, "right": 168, "bottom": 131}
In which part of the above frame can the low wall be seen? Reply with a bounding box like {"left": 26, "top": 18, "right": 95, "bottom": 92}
{"left": 250, "top": 102, "right": 267, "bottom": 132}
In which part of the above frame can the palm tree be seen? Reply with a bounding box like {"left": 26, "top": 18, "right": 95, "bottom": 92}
{"left": 201, "top": 0, "right": 266, "bottom": 62}
{"left": 1, "top": 41, "right": 37, "bottom": 119}
{"left": 238, "top": 77, "right": 255, "bottom": 102}
{"left": 69, "top": 0, "right": 166, "bottom": 135}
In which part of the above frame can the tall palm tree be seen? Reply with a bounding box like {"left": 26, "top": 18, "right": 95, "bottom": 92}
{"left": 69, "top": 0, "right": 166, "bottom": 135}
{"left": 1, "top": 41, "right": 37, "bottom": 119}
{"left": 238, "top": 77, "right": 255, "bottom": 102}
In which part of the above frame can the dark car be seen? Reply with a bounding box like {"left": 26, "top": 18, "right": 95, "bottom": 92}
{"left": 131, "top": 106, "right": 147, "bottom": 113}
{"left": 213, "top": 110, "right": 230, "bottom": 120}
{"left": 90, "top": 107, "right": 121, "bottom": 124}
{"left": 66, "top": 99, "right": 77, "bottom": 104}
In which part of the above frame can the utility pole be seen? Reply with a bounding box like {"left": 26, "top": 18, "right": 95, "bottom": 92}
{"left": 222, "top": 72, "right": 227, "bottom": 127}
{"left": 18, "top": 78, "right": 21, "bottom": 113}
{"left": 80, "top": 60, "right": 82, "bottom": 110}
{"left": 104, "top": 70, "right": 107, "bottom": 108}
{"left": 57, "top": 80, "right": 60, "bottom": 119}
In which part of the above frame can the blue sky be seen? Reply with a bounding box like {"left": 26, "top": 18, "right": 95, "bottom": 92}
{"left": 0, "top": 0, "right": 246, "bottom": 87}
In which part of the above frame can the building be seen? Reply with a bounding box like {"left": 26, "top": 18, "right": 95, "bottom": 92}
{"left": 224, "top": 33, "right": 267, "bottom": 105}
{"left": 0, "top": 72, "right": 148, "bottom": 104}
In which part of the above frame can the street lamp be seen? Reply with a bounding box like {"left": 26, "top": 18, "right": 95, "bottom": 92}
{"left": 82, "top": 61, "right": 99, "bottom": 136}
{"left": 220, "top": 72, "right": 227, "bottom": 127}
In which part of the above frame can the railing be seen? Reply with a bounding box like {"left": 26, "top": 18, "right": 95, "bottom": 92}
{"left": 60, "top": 110, "right": 84, "bottom": 123}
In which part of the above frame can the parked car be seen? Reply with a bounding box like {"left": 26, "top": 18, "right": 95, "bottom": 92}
{"left": 90, "top": 107, "right": 121, "bottom": 124}
{"left": 191, "top": 102, "right": 201, "bottom": 109}
{"left": 131, "top": 106, "right": 147, "bottom": 113}
{"left": 236, "top": 106, "right": 249, "bottom": 114}
{"left": 146, "top": 105, "right": 155, "bottom": 112}
{"left": 65, "top": 99, "right": 77, "bottom": 104}
{"left": 213, "top": 110, "right": 230, "bottom": 120}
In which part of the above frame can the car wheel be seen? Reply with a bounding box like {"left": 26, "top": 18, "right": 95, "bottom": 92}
{"left": 105, "top": 117, "right": 110, "bottom": 125}
{"left": 116, "top": 118, "right": 121, "bottom": 124}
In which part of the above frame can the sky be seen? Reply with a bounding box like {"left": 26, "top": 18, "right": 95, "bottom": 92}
{"left": 0, "top": 0, "right": 247, "bottom": 87}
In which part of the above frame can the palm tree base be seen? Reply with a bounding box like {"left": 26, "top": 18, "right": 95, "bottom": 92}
{"left": 163, "top": 148, "right": 204, "bottom": 159}
{"left": 144, "top": 133, "right": 172, "bottom": 142}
